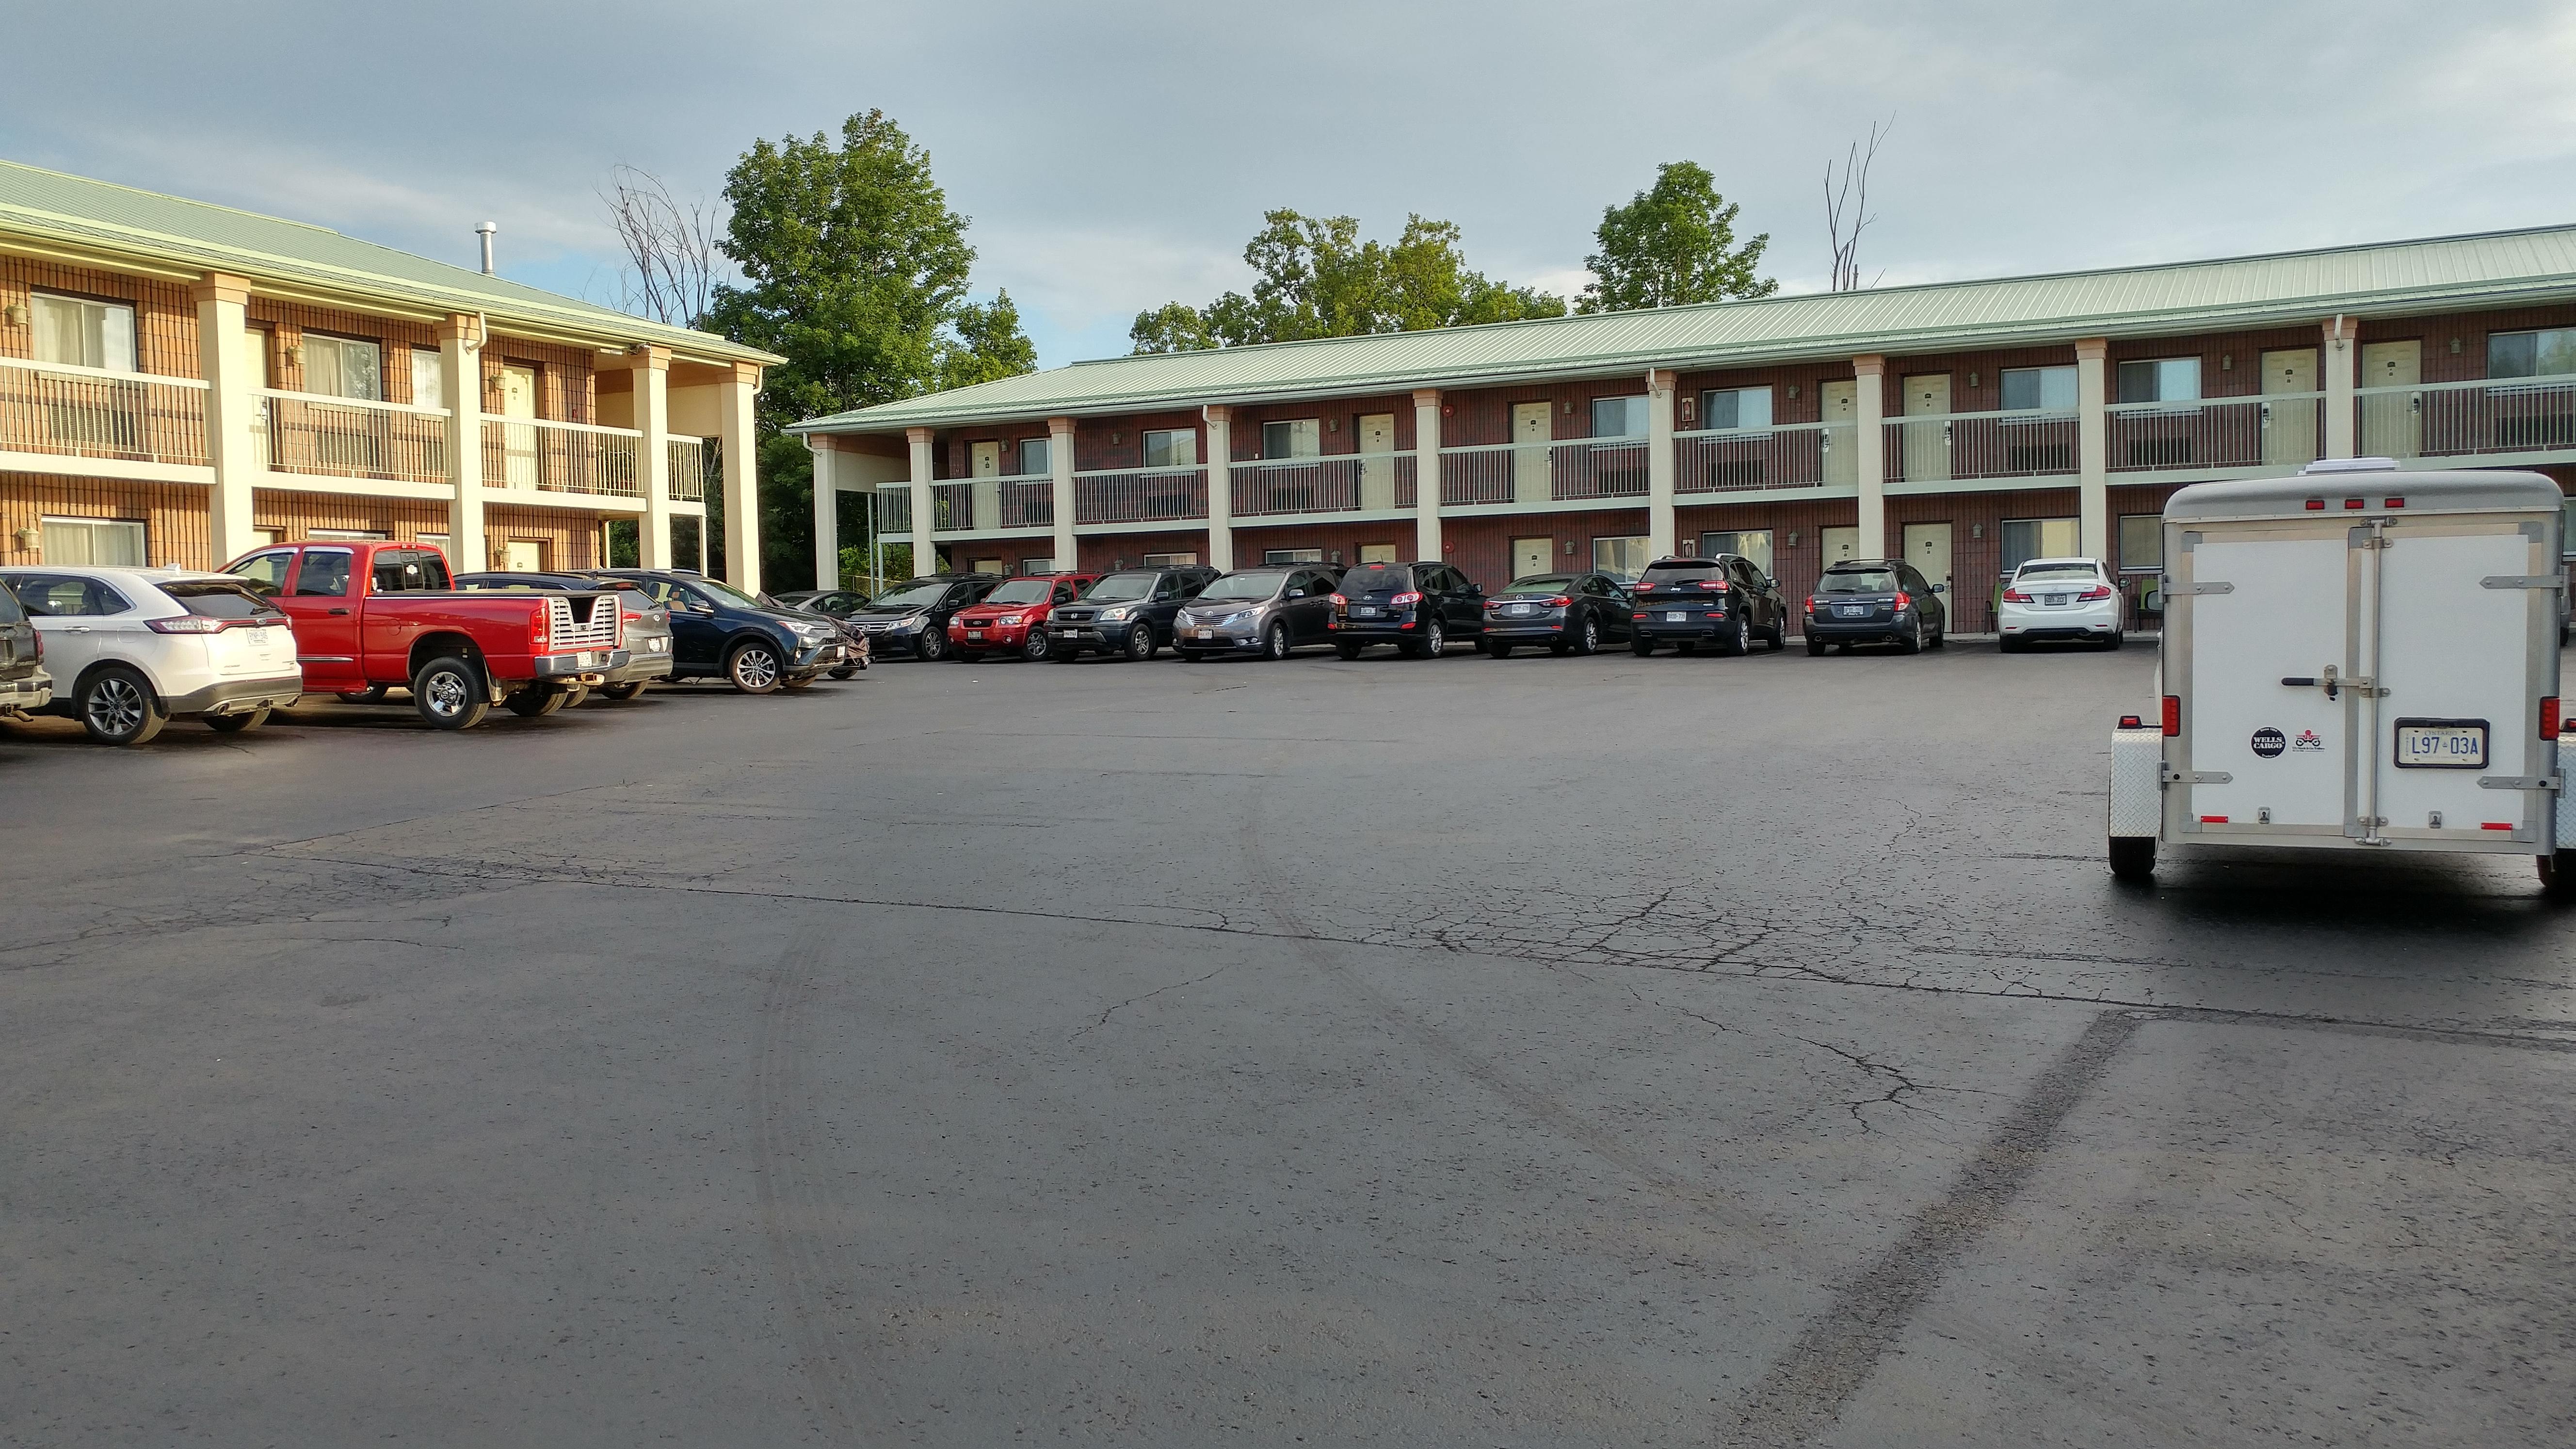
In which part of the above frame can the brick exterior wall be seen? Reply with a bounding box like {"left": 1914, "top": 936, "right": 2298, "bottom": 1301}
{"left": 0, "top": 473, "right": 215, "bottom": 567}
{"left": 0, "top": 258, "right": 197, "bottom": 376}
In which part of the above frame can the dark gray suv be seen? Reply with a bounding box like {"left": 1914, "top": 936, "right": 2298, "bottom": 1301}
{"left": 1046, "top": 565, "right": 1220, "bottom": 661}
{"left": 1329, "top": 561, "right": 1484, "bottom": 659}
{"left": 1172, "top": 566, "right": 1340, "bottom": 661}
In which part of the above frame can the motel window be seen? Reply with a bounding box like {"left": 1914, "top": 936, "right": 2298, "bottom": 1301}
{"left": 1141, "top": 551, "right": 1198, "bottom": 566}
{"left": 306, "top": 529, "right": 390, "bottom": 541}
{"left": 1356, "top": 543, "right": 1400, "bottom": 564}
{"left": 2118, "top": 514, "right": 2163, "bottom": 575}
{"left": 2115, "top": 358, "right": 2200, "bottom": 404}
{"left": 303, "top": 334, "right": 382, "bottom": 401}
{"left": 1592, "top": 535, "right": 1652, "bottom": 580}
{"left": 1261, "top": 419, "right": 1321, "bottom": 459}
{"left": 1021, "top": 557, "right": 1057, "bottom": 575}
{"left": 1697, "top": 387, "right": 1772, "bottom": 432}
{"left": 2000, "top": 366, "right": 2078, "bottom": 411}
{"left": 1590, "top": 396, "right": 1649, "bottom": 438}
{"left": 1699, "top": 529, "right": 1774, "bottom": 576}
{"left": 31, "top": 293, "right": 137, "bottom": 372}
{"left": 1018, "top": 437, "right": 1050, "bottom": 477}
{"left": 1263, "top": 548, "right": 1324, "bottom": 564}
{"left": 1999, "top": 517, "right": 2081, "bottom": 577}
{"left": 411, "top": 348, "right": 444, "bottom": 410}
{"left": 2488, "top": 328, "right": 2576, "bottom": 380}
{"left": 1140, "top": 428, "right": 1197, "bottom": 468}
{"left": 37, "top": 516, "right": 146, "bottom": 566}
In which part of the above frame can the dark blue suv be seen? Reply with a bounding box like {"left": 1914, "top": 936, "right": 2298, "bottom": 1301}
{"left": 595, "top": 569, "right": 846, "bottom": 694}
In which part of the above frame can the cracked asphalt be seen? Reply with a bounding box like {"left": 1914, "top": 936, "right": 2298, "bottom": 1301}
{"left": 3, "top": 637, "right": 2572, "bottom": 1446}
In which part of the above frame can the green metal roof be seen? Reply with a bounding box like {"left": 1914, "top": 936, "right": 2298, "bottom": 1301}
{"left": 0, "top": 160, "right": 778, "bottom": 366}
{"left": 796, "top": 223, "right": 2576, "bottom": 435}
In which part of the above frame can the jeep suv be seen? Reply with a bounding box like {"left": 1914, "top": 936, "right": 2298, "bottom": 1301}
{"left": 1629, "top": 555, "right": 1789, "bottom": 656}
{"left": 1046, "top": 564, "right": 1220, "bottom": 661}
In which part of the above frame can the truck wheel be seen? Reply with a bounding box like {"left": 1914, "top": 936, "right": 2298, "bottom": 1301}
{"left": 727, "top": 641, "right": 784, "bottom": 694}
{"left": 503, "top": 688, "right": 565, "bottom": 718}
{"left": 77, "top": 665, "right": 167, "bottom": 746}
{"left": 2541, "top": 851, "right": 2576, "bottom": 902}
{"left": 601, "top": 681, "right": 646, "bottom": 701}
{"left": 206, "top": 707, "right": 269, "bottom": 734}
{"left": 2109, "top": 836, "right": 2156, "bottom": 881}
{"left": 413, "top": 656, "right": 489, "bottom": 730}
{"left": 336, "top": 687, "right": 387, "bottom": 706}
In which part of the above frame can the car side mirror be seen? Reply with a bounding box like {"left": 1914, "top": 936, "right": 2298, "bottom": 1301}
{"left": 1931, "top": 583, "right": 1948, "bottom": 594}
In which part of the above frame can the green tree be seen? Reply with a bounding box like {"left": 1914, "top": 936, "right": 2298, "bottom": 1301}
{"left": 1578, "top": 161, "right": 1776, "bottom": 314}
{"left": 1130, "top": 209, "right": 1562, "bottom": 353}
{"left": 702, "top": 109, "right": 1035, "bottom": 587}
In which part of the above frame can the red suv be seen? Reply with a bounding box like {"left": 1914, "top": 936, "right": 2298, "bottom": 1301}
{"left": 947, "top": 573, "right": 1099, "bottom": 661}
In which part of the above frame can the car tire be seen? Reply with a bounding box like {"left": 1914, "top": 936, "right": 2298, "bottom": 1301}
{"left": 1419, "top": 620, "right": 1445, "bottom": 659}
{"left": 1631, "top": 638, "right": 1656, "bottom": 657}
{"left": 1766, "top": 620, "right": 1787, "bottom": 651}
{"left": 1126, "top": 627, "right": 1158, "bottom": 662}
{"left": 916, "top": 629, "right": 949, "bottom": 662}
{"left": 727, "top": 641, "right": 785, "bottom": 694}
{"left": 1021, "top": 629, "right": 1052, "bottom": 661}
{"left": 828, "top": 666, "right": 858, "bottom": 679}
{"left": 1262, "top": 622, "right": 1290, "bottom": 661}
{"left": 1720, "top": 616, "right": 1751, "bottom": 657}
{"left": 206, "top": 706, "right": 269, "bottom": 734}
{"left": 1487, "top": 642, "right": 1513, "bottom": 659}
{"left": 412, "top": 655, "right": 489, "bottom": 730}
{"left": 1575, "top": 615, "right": 1601, "bottom": 656}
{"left": 2106, "top": 631, "right": 2125, "bottom": 650}
{"left": 1805, "top": 636, "right": 1827, "bottom": 656}
{"left": 1900, "top": 618, "right": 1925, "bottom": 655}
{"left": 1335, "top": 642, "right": 1363, "bottom": 660}
{"left": 562, "top": 684, "right": 591, "bottom": 708}
{"left": 74, "top": 666, "right": 166, "bottom": 746}
{"left": 336, "top": 687, "right": 387, "bottom": 706}
{"left": 504, "top": 688, "right": 566, "bottom": 718}
{"left": 2109, "top": 836, "right": 2156, "bottom": 881}
{"left": 601, "top": 681, "right": 647, "bottom": 701}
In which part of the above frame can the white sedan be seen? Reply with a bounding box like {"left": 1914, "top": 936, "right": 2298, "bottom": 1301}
{"left": 0, "top": 565, "right": 304, "bottom": 743}
{"left": 1998, "top": 557, "right": 2123, "bottom": 651}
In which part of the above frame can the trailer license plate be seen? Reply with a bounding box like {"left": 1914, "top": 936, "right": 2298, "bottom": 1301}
{"left": 2395, "top": 721, "right": 2486, "bottom": 769}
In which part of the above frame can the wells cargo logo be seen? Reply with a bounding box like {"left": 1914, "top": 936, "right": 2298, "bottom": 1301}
{"left": 2252, "top": 726, "right": 2286, "bottom": 758}
{"left": 2291, "top": 728, "right": 2324, "bottom": 752}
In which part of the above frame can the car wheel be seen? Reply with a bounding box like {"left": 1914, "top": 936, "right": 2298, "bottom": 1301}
{"left": 1022, "top": 628, "right": 1052, "bottom": 661}
{"left": 1575, "top": 614, "right": 1600, "bottom": 656}
{"left": 1900, "top": 617, "right": 1925, "bottom": 655}
{"left": 2001, "top": 635, "right": 2025, "bottom": 654}
{"left": 1126, "top": 626, "right": 1158, "bottom": 662}
{"left": 1419, "top": 619, "right": 1445, "bottom": 659}
{"left": 1262, "top": 622, "right": 1290, "bottom": 661}
{"left": 2109, "top": 836, "right": 2156, "bottom": 881}
{"left": 1335, "top": 642, "right": 1363, "bottom": 660}
{"left": 412, "top": 655, "right": 489, "bottom": 730}
{"left": 504, "top": 687, "right": 565, "bottom": 718}
{"left": 916, "top": 629, "right": 949, "bottom": 662}
{"left": 1805, "top": 635, "right": 1827, "bottom": 656}
{"left": 205, "top": 706, "right": 270, "bottom": 734}
{"left": 1766, "top": 619, "right": 1788, "bottom": 651}
{"left": 1720, "top": 616, "right": 1751, "bottom": 657}
{"left": 1630, "top": 637, "right": 1656, "bottom": 656}
{"left": 727, "top": 641, "right": 785, "bottom": 694}
{"left": 601, "top": 681, "right": 647, "bottom": 701}
{"left": 2106, "top": 632, "right": 2125, "bottom": 650}
{"left": 76, "top": 666, "right": 166, "bottom": 746}
{"left": 1487, "top": 642, "right": 1513, "bottom": 659}
{"left": 828, "top": 666, "right": 858, "bottom": 679}
{"left": 336, "top": 687, "right": 387, "bottom": 706}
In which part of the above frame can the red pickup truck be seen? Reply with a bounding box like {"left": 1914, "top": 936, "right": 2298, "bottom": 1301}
{"left": 224, "top": 540, "right": 624, "bottom": 729}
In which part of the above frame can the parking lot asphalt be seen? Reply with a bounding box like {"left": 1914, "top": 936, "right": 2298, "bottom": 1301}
{"left": 4, "top": 639, "right": 2572, "bottom": 1447}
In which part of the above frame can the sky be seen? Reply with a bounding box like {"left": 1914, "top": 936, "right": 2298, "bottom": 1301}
{"left": 8, "top": 1, "right": 2576, "bottom": 371}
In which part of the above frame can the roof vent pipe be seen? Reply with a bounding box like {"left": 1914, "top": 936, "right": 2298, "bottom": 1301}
{"left": 475, "top": 222, "right": 498, "bottom": 276}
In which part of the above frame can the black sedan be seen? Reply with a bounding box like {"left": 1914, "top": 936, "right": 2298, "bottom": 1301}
{"left": 1803, "top": 559, "right": 1948, "bottom": 654}
{"left": 1477, "top": 572, "right": 1633, "bottom": 657}
{"left": 1629, "top": 555, "right": 1790, "bottom": 656}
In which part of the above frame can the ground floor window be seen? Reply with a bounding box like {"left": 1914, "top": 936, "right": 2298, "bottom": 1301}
{"left": 1356, "top": 542, "right": 1400, "bottom": 564}
{"left": 1020, "top": 557, "right": 1057, "bottom": 574}
{"left": 1700, "top": 528, "right": 1774, "bottom": 575}
{"left": 1141, "top": 551, "right": 1197, "bottom": 566}
{"left": 2116, "top": 515, "right": 2162, "bottom": 574}
{"left": 1592, "top": 534, "right": 1651, "bottom": 579}
{"left": 969, "top": 556, "right": 1007, "bottom": 575}
{"left": 1264, "top": 547, "right": 1323, "bottom": 564}
{"left": 39, "top": 516, "right": 146, "bottom": 565}
{"left": 1999, "top": 517, "right": 2079, "bottom": 575}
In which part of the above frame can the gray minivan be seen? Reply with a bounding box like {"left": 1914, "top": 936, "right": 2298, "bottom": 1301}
{"left": 1172, "top": 566, "right": 1341, "bottom": 661}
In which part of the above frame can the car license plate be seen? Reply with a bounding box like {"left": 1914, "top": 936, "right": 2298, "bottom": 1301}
{"left": 1505, "top": 604, "right": 1535, "bottom": 616}
{"left": 1354, "top": 607, "right": 1378, "bottom": 618}
{"left": 966, "top": 630, "right": 983, "bottom": 641}
{"left": 647, "top": 637, "right": 667, "bottom": 652}
{"left": 2394, "top": 721, "right": 2486, "bottom": 769}
{"left": 1662, "top": 611, "right": 1684, "bottom": 622}
{"left": 2045, "top": 594, "right": 2069, "bottom": 606}
{"left": 1835, "top": 605, "right": 1865, "bottom": 618}
{"left": 1195, "top": 628, "right": 1215, "bottom": 640}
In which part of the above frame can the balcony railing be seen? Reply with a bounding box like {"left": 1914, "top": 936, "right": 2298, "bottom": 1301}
{"left": 1229, "top": 451, "right": 1416, "bottom": 517}
{"left": 1074, "top": 466, "right": 1207, "bottom": 525}
{"left": 875, "top": 487, "right": 913, "bottom": 533}
{"left": 258, "top": 389, "right": 449, "bottom": 483}
{"left": 668, "top": 436, "right": 708, "bottom": 501}
{"left": 482, "top": 417, "right": 642, "bottom": 497}
{"left": 1440, "top": 435, "right": 1653, "bottom": 507}
{"left": 2107, "top": 392, "right": 2323, "bottom": 473}
{"left": 1674, "top": 419, "right": 1845, "bottom": 494}
{"left": 2359, "top": 373, "right": 2576, "bottom": 458}
{"left": 0, "top": 357, "right": 210, "bottom": 467}
{"left": 930, "top": 482, "right": 974, "bottom": 530}
{"left": 1883, "top": 409, "right": 2080, "bottom": 483}
{"left": 998, "top": 478, "right": 1053, "bottom": 529}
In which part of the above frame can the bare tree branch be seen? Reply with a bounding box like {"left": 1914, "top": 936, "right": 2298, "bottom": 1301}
{"left": 1824, "top": 117, "right": 1892, "bottom": 293}
{"left": 601, "top": 164, "right": 725, "bottom": 328}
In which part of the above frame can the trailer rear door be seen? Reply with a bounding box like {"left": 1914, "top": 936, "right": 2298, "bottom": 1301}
{"left": 2372, "top": 517, "right": 2554, "bottom": 844}
{"left": 2176, "top": 521, "right": 2356, "bottom": 835}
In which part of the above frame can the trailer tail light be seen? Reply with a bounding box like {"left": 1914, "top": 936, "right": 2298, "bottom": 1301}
{"left": 2161, "top": 695, "right": 2181, "bottom": 737}
{"left": 2481, "top": 822, "right": 2515, "bottom": 831}
{"left": 2200, "top": 815, "right": 2230, "bottom": 824}
{"left": 2119, "top": 715, "right": 2144, "bottom": 729}
{"left": 2305, "top": 498, "right": 2325, "bottom": 510}
{"left": 2384, "top": 497, "right": 2406, "bottom": 509}
{"left": 2077, "top": 585, "right": 2114, "bottom": 601}
{"left": 2001, "top": 587, "right": 2034, "bottom": 603}
{"left": 2544, "top": 696, "right": 2561, "bottom": 738}
{"left": 2344, "top": 498, "right": 2365, "bottom": 510}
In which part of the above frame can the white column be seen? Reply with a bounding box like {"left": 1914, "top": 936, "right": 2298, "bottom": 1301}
{"left": 1048, "top": 415, "right": 1077, "bottom": 570}
{"left": 1646, "top": 368, "right": 1677, "bottom": 557}
{"left": 906, "top": 426, "right": 936, "bottom": 577}
{"left": 2076, "top": 337, "right": 2109, "bottom": 561}
{"left": 718, "top": 362, "right": 761, "bottom": 593}
{"left": 2323, "top": 316, "right": 2358, "bottom": 459}
{"left": 631, "top": 347, "right": 673, "bottom": 569}
{"left": 809, "top": 436, "right": 838, "bottom": 590}
{"left": 435, "top": 313, "right": 486, "bottom": 570}
{"left": 1413, "top": 388, "right": 1442, "bottom": 563}
{"left": 193, "top": 274, "right": 258, "bottom": 566}
{"left": 1203, "top": 406, "right": 1233, "bottom": 572}
{"left": 1853, "top": 354, "right": 1887, "bottom": 557}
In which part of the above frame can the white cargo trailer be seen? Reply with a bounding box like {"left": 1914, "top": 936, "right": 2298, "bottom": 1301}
{"left": 2107, "top": 461, "right": 2573, "bottom": 895}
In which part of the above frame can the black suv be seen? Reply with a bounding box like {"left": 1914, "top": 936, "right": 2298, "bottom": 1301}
{"left": 1045, "top": 564, "right": 1219, "bottom": 661}
{"left": 846, "top": 573, "right": 1002, "bottom": 661}
{"left": 595, "top": 569, "right": 848, "bottom": 692}
{"left": 1803, "top": 559, "right": 1948, "bottom": 654}
{"left": 1629, "top": 555, "right": 1790, "bottom": 656}
{"left": 1330, "top": 561, "right": 1484, "bottom": 659}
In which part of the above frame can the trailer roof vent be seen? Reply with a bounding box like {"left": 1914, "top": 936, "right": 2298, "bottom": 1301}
{"left": 2301, "top": 457, "right": 2400, "bottom": 474}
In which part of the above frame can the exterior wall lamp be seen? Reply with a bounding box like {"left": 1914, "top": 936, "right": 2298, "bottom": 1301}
{"left": 1, "top": 303, "right": 25, "bottom": 327}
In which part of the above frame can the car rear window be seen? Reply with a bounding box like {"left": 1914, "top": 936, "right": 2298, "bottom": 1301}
{"left": 161, "top": 580, "right": 282, "bottom": 618}
{"left": 2015, "top": 562, "right": 2101, "bottom": 580}
{"left": 1818, "top": 568, "right": 1899, "bottom": 594}
{"left": 1641, "top": 561, "right": 1723, "bottom": 585}
{"left": 1336, "top": 564, "right": 1414, "bottom": 595}
{"left": 1501, "top": 575, "right": 1576, "bottom": 595}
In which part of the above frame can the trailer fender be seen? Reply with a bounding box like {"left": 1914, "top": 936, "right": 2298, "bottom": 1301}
{"left": 2109, "top": 719, "right": 2165, "bottom": 840}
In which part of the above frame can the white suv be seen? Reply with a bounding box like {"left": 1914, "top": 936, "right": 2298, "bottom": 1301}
{"left": 1998, "top": 556, "right": 2124, "bottom": 651}
{"left": 0, "top": 566, "right": 303, "bottom": 744}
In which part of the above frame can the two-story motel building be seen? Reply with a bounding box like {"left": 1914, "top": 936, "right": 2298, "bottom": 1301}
{"left": 0, "top": 162, "right": 775, "bottom": 586}
{"left": 796, "top": 226, "right": 2576, "bottom": 631}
